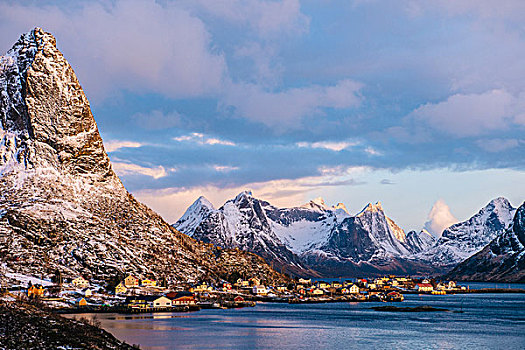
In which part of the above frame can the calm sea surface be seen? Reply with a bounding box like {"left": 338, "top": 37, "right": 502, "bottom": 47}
{"left": 72, "top": 291, "right": 525, "bottom": 350}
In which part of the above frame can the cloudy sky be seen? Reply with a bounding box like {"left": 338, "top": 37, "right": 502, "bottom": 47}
{"left": 1, "top": 0, "right": 524, "bottom": 234}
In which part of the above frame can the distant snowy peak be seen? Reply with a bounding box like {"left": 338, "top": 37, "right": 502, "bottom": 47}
{"left": 417, "top": 197, "right": 516, "bottom": 266}
{"left": 332, "top": 202, "right": 349, "bottom": 215}
{"left": 301, "top": 197, "right": 329, "bottom": 211}
{"left": 357, "top": 201, "right": 383, "bottom": 215}
{"left": 441, "top": 197, "right": 515, "bottom": 241}
{"left": 446, "top": 202, "right": 525, "bottom": 282}
{"left": 174, "top": 196, "right": 216, "bottom": 235}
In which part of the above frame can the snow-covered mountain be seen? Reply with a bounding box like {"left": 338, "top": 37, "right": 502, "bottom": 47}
{"left": 175, "top": 193, "right": 437, "bottom": 276}
{"left": 0, "top": 28, "right": 286, "bottom": 285}
{"left": 446, "top": 202, "right": 525, "bottom": 282}
{"left": 415, "top": 197, "right": 516, "bottom": 267}
{"left": 177, "top": 191, "right": 317, "bottom": 276}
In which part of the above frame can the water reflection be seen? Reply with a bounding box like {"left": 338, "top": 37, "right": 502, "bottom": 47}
{"left": 66, "top": 293, "right": 525, "bottom": 350}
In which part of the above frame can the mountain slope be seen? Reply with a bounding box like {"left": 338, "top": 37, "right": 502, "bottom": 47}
{"left": 445, "top": 202, "right": 525, "bottom": 282}
{"left": 0, "top": 28, "right": 285, "bottom": 285}
{"left": 416, "top": 198, "right": 516, "bottom": 267}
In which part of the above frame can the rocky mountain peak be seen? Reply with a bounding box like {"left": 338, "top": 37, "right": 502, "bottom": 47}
{"left": 332, "top": 202, "right": 349, "bottom": 215}
{"left": 357, "top": 201, "right": 383, "bottom": 216}
{"left": 1, "top": 27, "right": 113, "bottom": 179}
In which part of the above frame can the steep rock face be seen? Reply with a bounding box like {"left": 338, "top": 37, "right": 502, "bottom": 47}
{"left": 0, "top": 28, "right": 286, "bottom": 285}
{"left": 404, "top": 230, "right": 436, "bottom": 255}
{"left": 416, "top": 198, "right": 516, "bottom": 267}
{"left": 446, "top": 203, "right": 525, "bottom": 282}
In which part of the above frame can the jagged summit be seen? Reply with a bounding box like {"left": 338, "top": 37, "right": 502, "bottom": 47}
{"left": 1, "top": 27, "right": 112, "bottom": 179}
{"left": 332, "top": 202, "right": 349, "bottom": 215}
{"left": 357, "top": 201, "right": 383, "bottom": 215}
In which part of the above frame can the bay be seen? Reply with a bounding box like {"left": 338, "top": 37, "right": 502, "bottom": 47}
{"left": 70, "top": 291, "right": 525, "bottom": 350}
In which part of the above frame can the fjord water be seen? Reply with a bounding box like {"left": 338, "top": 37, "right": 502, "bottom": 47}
{"left": 75, "top": 291, "right": 525, "bottom": 350}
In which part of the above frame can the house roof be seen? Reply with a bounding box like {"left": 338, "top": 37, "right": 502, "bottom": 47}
{"left": 417, "top": 283, "right": 433, "bottom": 287}
{"left": 166, "top": 291, "right": 194, "bottom": 299}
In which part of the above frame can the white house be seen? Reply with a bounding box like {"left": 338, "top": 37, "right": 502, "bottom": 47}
{"left": 72, "top": 276, "right": 89, "bottom": 288}
{"left": 349, "top": 284, "right": 360, "bottom": 294}
{"left": 252, "top": 285, "right": 268, "bottom": 295}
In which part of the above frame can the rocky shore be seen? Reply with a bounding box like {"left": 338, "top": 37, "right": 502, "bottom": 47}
{"left": 0, "top": 301, "right": 136, "bottom": 349}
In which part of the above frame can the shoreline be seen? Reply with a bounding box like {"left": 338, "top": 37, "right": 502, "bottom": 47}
{"left": 50, "top": 287, "right": 525, "bottom": 315}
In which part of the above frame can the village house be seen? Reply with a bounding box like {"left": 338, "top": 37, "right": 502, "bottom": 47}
{"left": 72, "top": 276, "right": 89, "bottom": 289}
{"left": 234, "top": 296, "right": 245, "bottom": 302}
{"left": 27, "top": 284, "right": 45, "bottom": 298}
{"left": 391, "top": 280, "right": 399, "bottom": 287}
{"left": 447, "top": 281, "right": 456, "bottom": 289}
{"left": 298, "top": 278, "right": 311, "bottom": 285}
{"left": 125, "top": 296, "right": 148, "bottom": 309}
{"left": 194, "top": 282, "right": 213, "bottom": 292}
{"left": 338, "top": 287, "right": 349, "bottom": 294}
{"left": 331, "top": 282, "right": 342, "bottom": 288}
{"left": 125, "top": 295, "right": 172, "bottom": 308}
{"left": 252, "top": 285, "right": 268, "bottom": 296}
{"left": 316, "top": 281, "right": 330, "bottom": 289}
{"left": 310, "top": 288, "right": 324, "bottom": 296}
{"left": 141, "top": 279, "right": 157, "bottom": 287}
{"left": 115, "top": 282, "right": 127, "bottom": 295}
{"left": 75, "top": 297, "right": 87, "bottom": 307}
{"left": 415, "top": 283, "right": 434, "bottom": 292}
{"left": 167, "top": 291, "right": 196, "bottom": 305}
{"left": 236, "top": 278, "right": 250, "bottom": 287}
{"left": 348, "top": 284, "right": 360, "bottom": 294}
{"left": 83, "top": 288, "right": 93, "bottom": 297}
{"left": 124, "top": 275, "right": 139, "bottom": 288}
{"left": 276, "top": 285, "right": 287, "bottom": 293}
{"left": 150, "top": 296, "right": 172, "bottom": 308}
{"left": 222, "top": 282, "right": 232, "bottom": 291}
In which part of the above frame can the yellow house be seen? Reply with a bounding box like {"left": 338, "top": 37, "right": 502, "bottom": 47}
{"left": 311, "top": 288, "right": 324, "bottom": 295}
{"left": 298, "top": 278, "right": 311, "bottom": 284}
{"left": 27, "top": 285, "right": 45, "bottom": 297}
{"left": 391, "top": 280, "right": 399, "bottom": 287}
{"left": 115, "top": 282, "right": 127, "bottom": 294}
{"left": 236, "top": 278, "right": 250, "bottom": 287}
{"left": 72, "top": 276, "right": 89, "bottom": 289}
{"left": 276, "top": 286, "right": 287, "bottom": 292}
{"left": 317, "top": 281, "right": 330, "bottom": 289}
{"left": 141, "top": 279, "right": 157, "bottom": 287}
{"left": 75, "top": 297, "right": 87, "bottom": 307}
{"left": 124, "top": 275, "right": 139, "bottom": 288}
{"left": 415, "top": 283, "right": 434, "bottom": 292}
{"left": 195, "top": 282, "right": 213, "bottom": 292}
{"left": 332, "top": 282, "right": 342, "bottom": 288}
